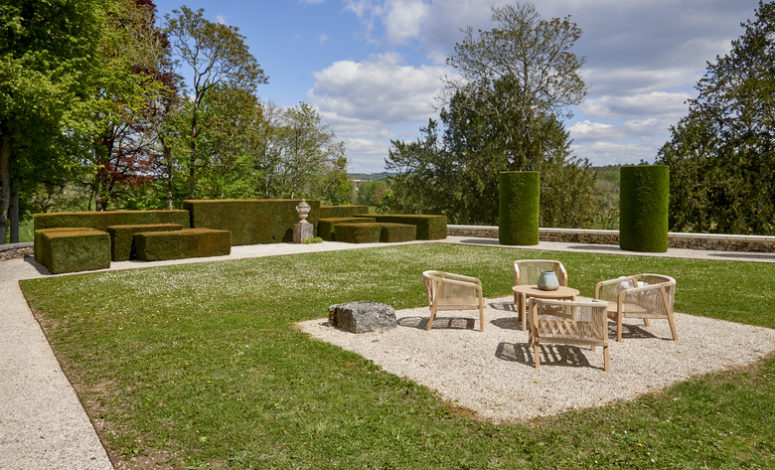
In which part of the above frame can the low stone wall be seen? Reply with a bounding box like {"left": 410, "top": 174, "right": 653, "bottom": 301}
{"left": 0, "top": 242, "right": 34, "bottom": 261}
{"left": 448, "top": 225, "right": 775, "bottom": 253}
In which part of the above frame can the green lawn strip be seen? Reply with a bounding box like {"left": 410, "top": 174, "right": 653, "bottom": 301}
{"left": 20, "top": 243, "right": 775, "bottom": 469}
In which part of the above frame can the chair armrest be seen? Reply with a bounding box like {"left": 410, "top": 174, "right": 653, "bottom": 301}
{"left": 436, "top": 276, "right": 482, "bottom": 290}
{"left": 440, "top": 272, "right": 482, "bottom": 286}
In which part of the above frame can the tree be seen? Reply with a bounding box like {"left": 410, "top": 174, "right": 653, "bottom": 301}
{"left": 259, "top": 103, "right": 352, "bottom": 202}
{"left": 656, "top": 0, "right": 775, "bottom": 234}
{"left": 164, "top": 6, "right": 267, "bottom": 198}
{"left": 446, "top": 2, "right": 585, "bottom": 168}
{"left": 1, "top": 0, "right": 105, "bottom": 243}
{"left": 387, "top": 83, "right": 595, "bottom": 225}
{"left": 387, "top": 2, "right": 594, "bottom": 226}
{"left": 79, "top": 0, "right": 172, "bottom": 211}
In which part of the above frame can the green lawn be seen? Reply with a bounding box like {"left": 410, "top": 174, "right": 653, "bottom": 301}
{"left": 20, "top": 243, "right": 775, "bottom": 469}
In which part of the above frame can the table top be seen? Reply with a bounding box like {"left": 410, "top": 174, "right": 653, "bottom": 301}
{"left": 512, "top": 284, "right": 580, "bottom": 298}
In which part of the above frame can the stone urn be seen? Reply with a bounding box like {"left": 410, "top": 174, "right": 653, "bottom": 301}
{"left": 293, "top": 199, "right": 313, "bottom": 243}
{"left": 537, "top": 270, "right": 559, "bottom": 291}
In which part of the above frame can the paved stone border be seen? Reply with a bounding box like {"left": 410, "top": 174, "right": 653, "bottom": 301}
{"left": 448, "top": 225, "right": 775, "bottom": 253}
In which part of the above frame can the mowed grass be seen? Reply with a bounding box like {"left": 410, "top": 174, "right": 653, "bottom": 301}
{"left": 20, "top": 243, "right": 775, "bottom": 469}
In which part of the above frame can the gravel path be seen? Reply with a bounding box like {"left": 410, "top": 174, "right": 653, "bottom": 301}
{"left": 297, "top": 296, "right": 775, "bottom": 423}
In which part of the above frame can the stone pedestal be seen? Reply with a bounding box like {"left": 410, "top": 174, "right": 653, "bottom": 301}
{"left": 328, "top": 301, "right": 397, "bottom": 333}
{"left": 293, "top": 220, "right": 313, "bottom": 243}
{"left": 293, "top": 199, "right": 313, "bottom": 243}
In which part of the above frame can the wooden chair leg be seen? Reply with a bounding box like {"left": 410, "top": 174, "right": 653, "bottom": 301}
{"left": 616, "top": 314, "right": 623, "bottom": 342}
{"left": 603, "top": 345, "right": 610, "bottom": 373}
{"left": 643, "top": 318, "right": 650, "bottom": 326}
{"left": 427, "top": 306, "right": 437, "bottom": 331}
{"left": 478, "top": 306, "right": 485, "bottom": 332}
{"left": 533, "top": 340, "right": 540, "bottom": 369}
{"left": 667, "top": 313, "right": 678, "bottom": 340}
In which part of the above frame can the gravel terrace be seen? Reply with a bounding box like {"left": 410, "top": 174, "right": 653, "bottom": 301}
{"left": 297, "top": 296, "right": 775, "bottom": 423}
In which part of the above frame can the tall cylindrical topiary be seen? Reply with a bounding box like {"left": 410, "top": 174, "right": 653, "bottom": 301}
{"left": 619, "top": 165, "right": 669, "bottom": 252}
{"left": 499, "top": 171, "right": 540, "bottom": 245}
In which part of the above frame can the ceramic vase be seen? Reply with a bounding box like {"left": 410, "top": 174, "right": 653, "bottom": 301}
{"left": 537, "top": 270, "right": 559, "bottom": 291}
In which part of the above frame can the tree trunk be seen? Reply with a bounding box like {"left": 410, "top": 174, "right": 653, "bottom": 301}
{"left": 0, "top": 132, "right": 11, "bottom": 245}
{"left": 189, "top": 102, "right": 199, "bottom": 199}
{"left": 10, "top": 183, "right": 19, "bottom": 243}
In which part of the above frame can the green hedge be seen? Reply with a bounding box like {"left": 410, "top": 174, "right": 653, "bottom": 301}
{"left": 355, "top": 214, "right": 446, "bottom": 240}
{"left": 106, "top": 224, "right": 183, "bottom": 261}
{"left": 183, "top": 199, "right": 320, "bottom": 245}
{"left": 334, "top": 223, "right": 381, "bottom": 243}
{"left": 319, "top": 205, "right": 369, "bottom": 218}
{"left": 379, "top": 223, "right": 416, "bottom": 242}
{"left": 620, "top": 165, "right": 669, "bottom": 252}
{"left": 34, "top": 210, "right": 190, "bottom": 232}
{"left": 499, "top": 171, "right": 539, "bottom": 245}
{"left": 134, "top": 228, "right": 232, "bottom": 261}
{"left": 318, "top": 217, "right": 376, "bottom": 241}
{"left": 37, "top": 228, "right": 110, "bottom": 274}
{"left": 34, "top": 227, "right": 91, "bottom": 263}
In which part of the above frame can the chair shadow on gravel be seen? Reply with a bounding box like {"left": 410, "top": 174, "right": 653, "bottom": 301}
{"left": 496, "top": 342, "right": 594, "bottom": 369}
{"left": 398, "top": 316, "right": 477, "bottom": 331}
{"left": 609, "top": 322, "right": 658, "bottom": 340}
{"left": 488, "top": 301, "right": 521, "bottom": 330}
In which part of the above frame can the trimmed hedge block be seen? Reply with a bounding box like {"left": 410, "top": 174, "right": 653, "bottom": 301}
{"left": 37, "top": 228, "right": 110, "bottom": 274}
{"left": 183, "top": 199, "right": 320, "bottom": 245}
{"left": 499, "top": 171, "right": 540, "bottom": 245}
{"left": 34, "top": 227, "right": 91, "bottom": 263}
{"left": 355, "top": 214, "right": 446, "bottom": 240}
{"left": 107, "top": 224, "right": 183, "bottom": 261}
{"left": 620, "top": 165, "right": 669, "bottom": 252}
{"left": 378, "top": 223, "right": 416, "bottom": 242}
{"left": 334, "top": 223, "right": 381, "bottom": 243}
{"left": 34, "top": 210, "right": 190, "bottom": 231}
{"left": 319, "top": 205, "right": 369, "bottom": 218}
{"left": 318, "top": 217, "right": 376, "bottom": 241}
{"left": 134, "top": 228, "right": 232, "bottom": 261}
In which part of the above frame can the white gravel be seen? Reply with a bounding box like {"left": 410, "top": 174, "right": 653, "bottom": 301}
{"left": 297, "top": 296, "right": 775, "bottom": 423}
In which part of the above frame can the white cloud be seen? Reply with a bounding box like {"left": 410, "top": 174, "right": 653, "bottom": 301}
{"left": 384, "top": 0, "right": 430, "bottom": 44}
{"left": 571, "top": 141, "right": 655, "bottom": 165}
{"left": 309, "top": 53, "right": 446, "bottom": 123}
{"left": 215, "top": 15, "right": 227, "bottom": 25}
{"left": 580, "top": 91, "right": 691, "bottom": 119}
{"left": 318, "top": 33, "right": 329, "bottom": 45}
{"left": 308, "top": 53, "right": 449, "bottom": 171}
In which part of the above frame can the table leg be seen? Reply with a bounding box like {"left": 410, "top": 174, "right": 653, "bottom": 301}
{"left": 519, "top": 293, "right": 527, "bottom": 332}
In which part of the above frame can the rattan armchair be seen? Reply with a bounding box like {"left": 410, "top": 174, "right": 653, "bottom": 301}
{"left": 529, "top": 298, "right": 610, "bottom": 372}
{"left": 422, "top": 270, "right": 485, "bottom": 332}
{"left": 514, "top": 260, "right": 568, "bottom": 329}
{"left": 594, "top": 274, "right": 677, "bottom": 342}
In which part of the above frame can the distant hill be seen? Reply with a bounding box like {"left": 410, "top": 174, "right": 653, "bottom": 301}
{"left": 348, "top": 172, "right": 394, "bottom": 181}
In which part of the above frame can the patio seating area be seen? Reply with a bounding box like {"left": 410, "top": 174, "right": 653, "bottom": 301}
{"left": 298, "top": 295, "right": 775, "bottom": 422}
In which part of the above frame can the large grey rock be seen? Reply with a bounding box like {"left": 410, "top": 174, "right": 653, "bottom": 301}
{"left": 328, "top": 301, "right": 396, "bottom": 333}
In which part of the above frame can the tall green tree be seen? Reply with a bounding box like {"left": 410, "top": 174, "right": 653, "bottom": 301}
{"left": 446, "top": 2, "right": 585, "bottom": 168}
{"left": 387, "top": 3, "right": 594, "bottom": 226}
{"left": 0, "top": 0, "right": 105, "bottom": 242}
{"left": 80, "top": 0, "right": 171, "bottom": 211}
{"left": 164, "top": 6, "right": 267, "bottom": 198}
{"left": 657, "top": 0, "right": 775, "bottom": 234}
{"left": 259, "top": 103, "right": 352, "bottom": 202}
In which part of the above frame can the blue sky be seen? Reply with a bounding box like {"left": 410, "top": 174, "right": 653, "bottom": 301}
{"left": 156, "top": 0, "right": 759, "bottom": 173}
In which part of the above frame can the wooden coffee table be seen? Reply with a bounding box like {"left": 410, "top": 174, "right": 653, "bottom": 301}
{"left": 512, "top": 285, "right": 580, "bottom": 331}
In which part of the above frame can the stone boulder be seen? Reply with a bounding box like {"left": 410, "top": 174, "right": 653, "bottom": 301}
{"left": 328, "top": 301, "right": 396, "bottom": 333}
